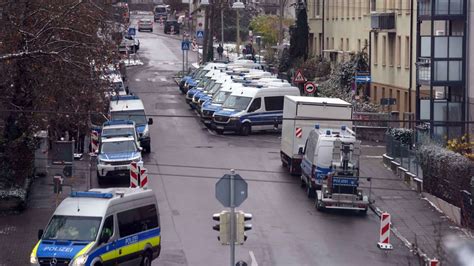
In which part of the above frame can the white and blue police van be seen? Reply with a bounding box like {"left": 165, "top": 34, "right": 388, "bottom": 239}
{"left": 300, "top": 125, "right": 358, "bottom": 198}
{"left": 211, "top": 85, "right": 300, "bottom": 135}
{"left": 96, "top": 136, "right": 142, "bottom": 184}
{"left": 109, "top": 96, "right": 153, "bottom": 153}
{"left": 31, "top": 188, "right": 161, "bottom": 266}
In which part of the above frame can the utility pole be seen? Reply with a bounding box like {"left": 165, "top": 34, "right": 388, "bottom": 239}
{"left": 236, "top": 9, "right": 240, "bottom": 56}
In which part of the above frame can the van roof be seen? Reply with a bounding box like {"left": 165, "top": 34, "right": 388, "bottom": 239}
{"left": 230, "top": 86, "right": 300, "bottom": 98}
{"left": 103, "top": 120, "right": 135, "bottom": 127}
{"left": 285, "top": 95, "right": 351, "bottom": 106}
{"left": 109, "top": 96, "right": 145, "bottom": 112}
{"left": 54, "top": 188, "right": 155, "bottom": 217}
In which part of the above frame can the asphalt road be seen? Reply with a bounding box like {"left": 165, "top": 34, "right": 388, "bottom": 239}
{"left": 90, "top": 14, "right": 419, "bottom": 266}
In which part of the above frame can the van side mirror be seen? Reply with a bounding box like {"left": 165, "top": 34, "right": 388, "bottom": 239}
{"left": 298, "top": 147, "right": 304, "bottom": 155}
{"left": 148, "top": 118, "right": 154, "bottom": 125}
{"left": 38, "top": 229, "right": 44, "bottom": 240}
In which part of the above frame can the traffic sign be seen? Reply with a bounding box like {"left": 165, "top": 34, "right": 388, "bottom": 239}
{"left": 181, "top": 41, "right": 190, "bottom": 51}
{"left": 293, "top": 69, "right": 306, "bottom": 84}
{"left": 216, "top": 174, "right": 248, "bottom": 207}
{"left": 355, "top": 75, "right": 371, "bottom": 83}
{"left": 196, "top": 30, "right": 204, "bottom": 39}
{"left": 304, "top": 82, "right": 317, "bottom": 94}
{"left": 128, "top": 27, "right": 136, "bottom": 36}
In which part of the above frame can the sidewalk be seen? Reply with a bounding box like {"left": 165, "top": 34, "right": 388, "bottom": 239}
{"left": 360, "top": 144, "right": 472, "bottom": 265}
{"left": 0, "top": 156, "right": 91, "bottom": 266}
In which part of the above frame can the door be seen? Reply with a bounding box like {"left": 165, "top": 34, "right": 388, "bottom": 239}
{"left": 246, "top": 98, "right": 263, "bottom": 128}
{"left": 117, "top": 208, "right": 141, "bottom": 265}
{"left": 263, "top": 96, "right": 284, "bottom": 129}
{"left": 98, "top": 215, "right": 117, "bottom": 266}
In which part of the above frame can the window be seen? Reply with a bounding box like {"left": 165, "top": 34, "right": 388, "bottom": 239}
{"left": 316, "top": 0, "right": 321, "bottom": 16}
{"left": 371, "top": 0, "right": 376, "bottom": 11}
{"left": 118, "top": 204, "right": 159, "bottom": 237}
{"left": 406, "top": 0, "right": 411, "bottom": 14}
{"left": 358, "top": 0, "right": 362, "bottom": 17}
{"left": 404, "top": 92, "right": 408, "bottom": 113}
{"left": 347, "top": 0, "right": 350, "bottom": 18}
{"left": 382, "top": 87, "right": 386, "bottom": 99}
{"left": 398, "top": 0, "right": 403, "bottom": 14}
{"left": 396, "top": 90, "right": 400, "bottom": 111}
{"left": 248, "top": 98, "right": 261, "bottom": 112}
{"left": 100, "top": 216, "right": 114, "bottom": 242}
{"left": 340, "top": 38, "right": 344, "bottom": 50}
{"left": 374, "top": 86, "right": 378, "bottom": 102}
{"left": 264, "top": 96, "right": 284, "bottom": 111}
{"left": 388, "top": 35, "right": 395, "bottom": 66}
{"left": 397, "top": 36, "right": 401, "bottom": 67}
{"left": 382, "top": 35, "right": 386, "bottom": 66}
{"left": 374, "top": 35, "right": 378, "bottom": 64}
{"left": 326, "top": 37, "right": 329, "bottom": 49}
{"left": 405, "top": 36, "right": 410, "bottom": 68}
{"left": 346, "top": 38, "right": 350, "bottom": 51}
{"left": 358, "top": 39, "right": 361, "bottom": 51}
{"left": 332, "top": 37, "right": 335, "bottom": 49}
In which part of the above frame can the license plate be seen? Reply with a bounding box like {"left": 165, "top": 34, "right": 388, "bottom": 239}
{"left": 115, "top": 166, "right": 128, "bottom": 171}
{"left": 204, "top": 120, "right": 211, "bottom": 124}
{"left": 216, "top": 126, "right": 224, "bottom": 129}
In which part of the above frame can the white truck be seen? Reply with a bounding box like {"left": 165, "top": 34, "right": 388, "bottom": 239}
{"left": 280, "top": 96, "right": 352, "bottom": 175}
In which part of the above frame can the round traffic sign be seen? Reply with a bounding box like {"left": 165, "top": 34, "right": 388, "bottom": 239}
{"left": 304, "top": 82, "right": 317, "bottom": 94}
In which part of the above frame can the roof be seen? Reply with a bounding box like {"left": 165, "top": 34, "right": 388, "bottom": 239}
{"left": 109, "top": 96, "right": 145, "bottom": 112}
{"left": 54, "top": 188, "right": 155, "bottom": 217}
{"left": 103, "top": 120, "right": 135, "bottom": 127}
{"left": 101, "top": 136, "right": 135, "bottom": 143}
{"left": 285, "top": 96, "right": 351, "bottom": 106}
{"left": 231, "top": 85, "right": 299, "bottom": 98}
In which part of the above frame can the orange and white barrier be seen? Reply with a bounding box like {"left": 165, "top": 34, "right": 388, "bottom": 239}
{"left": 130, "top": 162, "right": 148, "bottom": 188}
{"left": 377, "top": 212, "right": 393, "bottom": 250}
{"left": 428, "top": 259, "right": 439, "bottom": 266}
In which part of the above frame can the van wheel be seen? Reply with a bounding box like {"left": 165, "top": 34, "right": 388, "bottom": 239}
{"left": 240, "top": 123, "right": 251, "bottom": 136}
{"left": 97, "top": 172, "right": 105, "bottom": 186}
{"left": 300, "top": 176, "right": 306, "bottom": 188}
{"left": 141, "top": 251, "right": 152, "bottom": 266}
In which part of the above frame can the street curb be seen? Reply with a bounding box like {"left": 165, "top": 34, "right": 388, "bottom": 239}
{"left": 369, "top": 203, "right": 430, "bottom": 263}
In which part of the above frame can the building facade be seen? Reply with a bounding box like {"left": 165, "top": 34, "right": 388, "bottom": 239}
{"left": 416, "top": 0, "right": 469, "bottom": 141}
{"left": 307, "top": 0, "right": 417, "bottom": 119}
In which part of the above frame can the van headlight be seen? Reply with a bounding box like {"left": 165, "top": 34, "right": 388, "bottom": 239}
{"left": 30, "top": 254, "right": 38, "bottom": 264}
{"left": 71, "top": 254, "right": 88, "bottom": 266}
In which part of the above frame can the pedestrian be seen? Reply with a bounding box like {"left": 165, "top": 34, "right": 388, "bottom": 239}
{"left": 217, "top": 43, "right": 224, "bottom": 60}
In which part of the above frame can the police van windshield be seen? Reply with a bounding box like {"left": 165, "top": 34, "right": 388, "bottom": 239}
{"left": 203, "top": 80, "right": 216, "bottom": 92}
{"left": 111, "top": 82, "right": 125, "bottom": 93}
{"left": 212, "top": 91, "right": 231, "bottom": 104}
{"left": 43, "top": 215, "right": 101, "bottom": 242}
{"left": 102, "top": 127, "right": 134, "bottom": 138}
{"left": 111, "top": 110, "right": 146, "bottom": 125}
{"left": 316, "top": 141, "right": 334, "bottom": 168}
{"left": 209, "top": 83, "right": 222, "bottom": 94}
{"left": 101, "top": 140, "right": 137, "bottom": 153}
{"left": 222, "top": 96, "right": 252, "bottom": 111}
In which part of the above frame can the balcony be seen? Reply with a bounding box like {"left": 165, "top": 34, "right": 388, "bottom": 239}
{"left": 371, "top": 12, "right": 396, "bottom": 31}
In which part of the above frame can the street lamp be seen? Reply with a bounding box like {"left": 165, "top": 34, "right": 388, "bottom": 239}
{"left": 232, "top": 0, "right": 245, "bottom": 57}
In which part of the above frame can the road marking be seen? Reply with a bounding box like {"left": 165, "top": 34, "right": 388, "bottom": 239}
{"left": 160, "top": 77, "right": 167, "bottom": 82}
{"left": 135, "top": 78, "right": 141, "bottom": 82}
{"left": 147, "top": 78, "right": 156, "bottom": 82}
{"left": 249, "top": 251, "right": 258, "bottom": 266}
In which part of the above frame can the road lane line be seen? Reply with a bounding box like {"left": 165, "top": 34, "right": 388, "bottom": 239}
{"left": 160, "top": 77, "right": 167, "bottom": 82}
{"left": 249, "top": 251, "right": 258, "bottom": 266}
{"left": 363, "top": 155, "right": 383, "bottom": 159}
{"left": 135, "top": 78, "right": 141, "bottom": 82}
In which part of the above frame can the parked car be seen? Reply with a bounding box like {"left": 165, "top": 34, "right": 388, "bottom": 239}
{"left": 164, "top": 19, "right": 180, "bottom": 34}
{"left": 138, "top": 18, "right": 153, "bottom": 32}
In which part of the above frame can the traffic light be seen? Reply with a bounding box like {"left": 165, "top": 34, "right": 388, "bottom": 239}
{"left": 236, "top": 211, "right": 252, "bottom": 244}
{"left": 212, "top": 211, "right": 230, "bottom": 245}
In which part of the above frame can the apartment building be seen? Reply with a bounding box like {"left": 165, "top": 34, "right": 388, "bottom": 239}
{"left": 307, "top": 0, "right": 416, "bottom": 119}
{"left": 417, "top": 0, "right": 468, "bottom": 141}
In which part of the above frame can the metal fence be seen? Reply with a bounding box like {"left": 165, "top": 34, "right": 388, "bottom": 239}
{"left": 385, "top": 134, "right": 423, "bottom": 178}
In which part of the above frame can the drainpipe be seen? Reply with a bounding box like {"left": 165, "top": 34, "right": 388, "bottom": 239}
{"left": 321, "top": 0, "right": 325, "bottom": 56}
{"left": 465, "top": 0, "right": 470, "bottom": 139}
{"left": 408, "top": 0, "right": 414, "bottom": 117}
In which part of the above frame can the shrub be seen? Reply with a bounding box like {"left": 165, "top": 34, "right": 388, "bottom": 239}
{"left": 446, "top": 134, "right": 474, "bottom": 161}
{"left": 387, "top": 128, "right": 413, "bottom": 146}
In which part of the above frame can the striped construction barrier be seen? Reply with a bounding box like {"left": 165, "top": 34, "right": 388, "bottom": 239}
{"left": 377, "top": 212, "right": 393, "bottom": 250}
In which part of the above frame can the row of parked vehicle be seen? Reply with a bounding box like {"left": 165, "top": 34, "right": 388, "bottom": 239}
{"left": 179, "top": 59, "right": 300, "bottom": 135}
{"left": 178, "top": 60, "right": 369, "bottom": 213}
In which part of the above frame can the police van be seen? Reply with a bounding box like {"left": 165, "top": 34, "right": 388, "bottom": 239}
{"left": 212, "top": 85, "right": 300, "bottom": 135}
{"left": 31, "top": 188, "right": 160, "bottom": 266}
{"left": 109, "top": 96, "right": 153, "bottom": 153}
